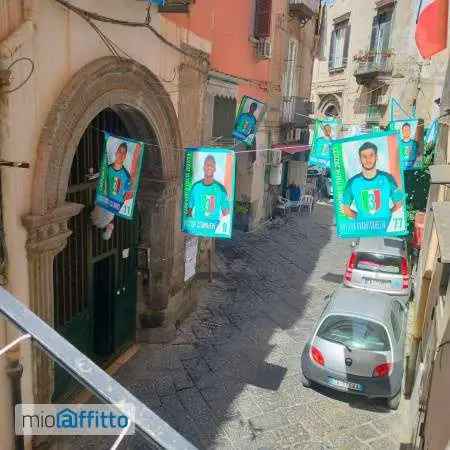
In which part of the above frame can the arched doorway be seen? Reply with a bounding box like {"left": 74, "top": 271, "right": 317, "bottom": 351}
{"left": 318, "top": 94, "right": 341, "bottom": 118}
{"left": 52, "top": 107, "right": 158, "bottom": 399}
{"left": 22, "top": 57, "right": 183, "bottom": 403}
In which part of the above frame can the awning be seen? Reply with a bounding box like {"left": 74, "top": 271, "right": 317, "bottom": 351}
{"left": 272, "top": 144, "right": 310, "bottom": 155}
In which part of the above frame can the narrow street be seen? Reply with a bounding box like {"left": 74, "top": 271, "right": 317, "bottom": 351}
{"left": 66, "top": 204, "right": 407, "bottom": 450}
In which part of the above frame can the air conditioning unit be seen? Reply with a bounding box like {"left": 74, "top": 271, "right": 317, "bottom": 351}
{"left": 271, "top": 149, "right": 282, "bottom": 165}
{"left": 256, "top": 38, "right": 272, "bottom": 59}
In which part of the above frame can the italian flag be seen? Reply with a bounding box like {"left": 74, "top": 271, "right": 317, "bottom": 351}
{"left": 415, "top": 0, "right": 449, "bottom": 59}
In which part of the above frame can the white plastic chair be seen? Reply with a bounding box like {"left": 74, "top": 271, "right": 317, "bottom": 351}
{"left": 300, "top": 194, "right": 314, "bottom": 215}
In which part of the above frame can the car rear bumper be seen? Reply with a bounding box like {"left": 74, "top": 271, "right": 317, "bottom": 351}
{"left": 343, "top": 279, "right": 410, "bottom": 296}
{"left": 301, "top": 346, "right": 402, "bottom": 399}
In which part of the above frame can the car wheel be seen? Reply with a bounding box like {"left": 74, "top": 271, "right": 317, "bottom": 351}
{"left": 387, "top": 391, "right": 401, "bottom": 410}
{"left": 301, "top": 374, "right": 311, "bottom": 388}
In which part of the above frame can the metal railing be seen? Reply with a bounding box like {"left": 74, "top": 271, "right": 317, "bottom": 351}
{"left": 288, "top": 0, "right": 320, "bottom": 16}
{"left": 354, "top": 51, "right": 393, "bottom": 78}
{"left": 158, "top": 0, "right": 192, "bottom": 13}
{"left": 0, "top": 287, "right": 198, "bottom": 450}
{"left": 366, "top": 105, "right": 385, "bottom": 123}
{"left": 281, "top": 96, "right": 313, "bottom": 126}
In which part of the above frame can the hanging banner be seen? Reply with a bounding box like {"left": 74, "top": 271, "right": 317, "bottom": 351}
{"left": 389, "top": 119, "right": 422, "bottom": 170}
{"left": 330, "top": 131, "right": 407, "bottom": 238}
{"left": 95, "top": 133, "right": 144, "bottom": 220}
{"left": 182, "top": 147, "right": 236, "bottom": 239}
{"left": 424, "top": 119, "right": 439, "bottom": 147}
{"left": 232, "top": 96, "right": 266, "bottom": 147}
{"left": 308, "top": 118, "right": 342, "bottom": 168}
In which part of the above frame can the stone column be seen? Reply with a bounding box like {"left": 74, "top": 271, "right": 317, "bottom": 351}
{"left": 22, "top": 202, "right": 84, "bottom": 404}
{"left": 138, "top": 180, "right": 178, "bottom": 325}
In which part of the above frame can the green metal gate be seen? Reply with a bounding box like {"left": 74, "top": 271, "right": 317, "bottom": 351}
{"left": 53, "top": 109, "right": 139, "bottom": 400}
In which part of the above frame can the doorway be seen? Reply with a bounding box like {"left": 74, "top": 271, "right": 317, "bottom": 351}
{"left": 52, "top": 108, "right": 142, "bottom": 400}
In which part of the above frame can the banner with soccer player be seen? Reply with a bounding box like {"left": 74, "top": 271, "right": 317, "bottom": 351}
{"left": 330, "top": 131, "right": 408, "bottom": 238}
{"left": 308, "top": 118, "right": 342, "bottom": 168}
{"left": 182, "top": 147, "right": 236, "bottom": 239}
{"left": 389, "top": 119, "right": 422, "bottom": 170}
{"left": 95, "top": 133, "right": 144, "bottom": 220}
{"left": 232, "top": 96, "right": 266, "bottom": 147}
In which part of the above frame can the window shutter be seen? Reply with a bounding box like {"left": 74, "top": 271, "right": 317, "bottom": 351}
{"left": 254, "top": 0, "right": 272, "bottom": 38}
{"left": 380, "top": 18, "right": 392, "bottom": 52}
{"left": 343, "top": 24, "right": 351, "bottom": 67}
{"left": 328, "top": 29, "right": 336, "bottom": 70}
{"left": 369, "top": 16, "right": 378, "bottom": 51}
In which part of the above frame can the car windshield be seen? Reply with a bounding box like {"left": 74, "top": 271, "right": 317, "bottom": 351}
{"left": 317, "top": 315, "right": 390, "bottom": 351}
{"left": 355, "top": 252, "right": 402, "bottom": 275}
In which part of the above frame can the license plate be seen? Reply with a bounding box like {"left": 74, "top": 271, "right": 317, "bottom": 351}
{"left": 363, "top": 278, "right": 389, "bottom": 287}
{"left": 328, "top": 377, "right": 363, "bottom": 391}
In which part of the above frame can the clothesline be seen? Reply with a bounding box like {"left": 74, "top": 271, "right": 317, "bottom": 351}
{"left": 88, "top": 124, "right": 308, "bottom": 154}
{"left": 87, "top": 110, "right": 440, "bottom": 157}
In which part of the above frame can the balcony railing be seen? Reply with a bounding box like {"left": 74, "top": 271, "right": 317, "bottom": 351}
{"left": 366, "top": 104, "right": 385, "bottom": 123}
{"left": 0, "top": 287, "right": 198, "bottom": 450}
{"left": 158, "top": 0, "right": 192, "bottom": 13}
{"left": 281, "top": 97, "right": 314, "bottom": 127}
{"left": 354, "top": 51, "right": 393, "bottom": 85}
{"left": 288, "top": 0, "right": 320, "bottom": 20}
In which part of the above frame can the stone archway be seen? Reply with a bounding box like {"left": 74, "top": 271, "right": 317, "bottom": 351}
{"left": 318, "top": 94, "right": 341, "bottom": 118}
{"left": 22, "top": 56, "right": 183, "bottom": 403}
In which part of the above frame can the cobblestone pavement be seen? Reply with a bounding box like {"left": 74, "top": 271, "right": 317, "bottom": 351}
{"left": 64, "top": 204, "right": 410, "bottom": 450}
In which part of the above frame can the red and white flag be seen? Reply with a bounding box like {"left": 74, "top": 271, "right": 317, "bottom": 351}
{"left": 415, "top": 0, "right": 449, "bottom": 59}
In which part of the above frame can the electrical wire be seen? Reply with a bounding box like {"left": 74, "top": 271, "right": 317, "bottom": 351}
{"left": 54, "top": 0, "right": 200, "bottom": 59}
{"left": 2, "top": 57, "right": 35, "bottom": 94}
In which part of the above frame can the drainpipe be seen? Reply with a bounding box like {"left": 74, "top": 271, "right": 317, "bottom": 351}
{"left": 6, "top": 359, "right": 24, "bottom": 450}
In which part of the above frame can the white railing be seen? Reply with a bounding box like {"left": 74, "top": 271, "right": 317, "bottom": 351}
{"left": 0, "top": 287, "right": 198, "bottom": 450}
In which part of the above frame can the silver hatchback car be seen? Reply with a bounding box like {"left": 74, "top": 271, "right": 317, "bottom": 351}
{"left": 343, "top": 237, "right": 410, "bottom": 296}
{"left": 301, "top": 287, "right": 407, "bottom": 409}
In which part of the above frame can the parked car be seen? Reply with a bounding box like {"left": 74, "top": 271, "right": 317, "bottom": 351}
{"left": 343, "top": 237, "right": 410, "bottom": 296}
{"left": 301, "top": 287, "right": 407, "bottom": 409}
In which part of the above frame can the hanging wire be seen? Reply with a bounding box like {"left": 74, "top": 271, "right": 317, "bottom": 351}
{"left": 2, "top": 57, "right": 35, "bottom": 94}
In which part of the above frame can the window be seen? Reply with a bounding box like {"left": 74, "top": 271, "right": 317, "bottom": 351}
{"left": 328, "top": 20, "right": 350, "bottom": 71}
{"left": 212, "top": 96, "right": 237, "bottom": 144}
{"left": 318, "top": 315, "right": 390, "bottom": 351}
{"left": 254, "top": 0, "right": 272, "bottom": 38}
{"left": 355, "top": 252, "right": 402, "bottom": 275}
{"left": 369, "top": 8, "right": 393, "bottom": 61}
{"left": 283, "top": 39, "right": 299, "bottom": 98}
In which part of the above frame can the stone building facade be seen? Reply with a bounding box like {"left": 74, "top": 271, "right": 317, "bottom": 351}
{"left": 0, "top": 1, "right": 211, "bottom": 447}
{"left": 311, "top": 0, "right": 449, "bottom": 129}
{"left": 408, "top": 59, "right": 450, "bottom": 450}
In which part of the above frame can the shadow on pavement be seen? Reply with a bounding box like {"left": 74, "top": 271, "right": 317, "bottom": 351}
{"left": 60, "top": 205, "right": 404, "bottom": 450}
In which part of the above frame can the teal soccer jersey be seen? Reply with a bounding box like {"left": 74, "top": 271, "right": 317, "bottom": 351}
{"left": 342, "top": 170, "right": 403, "bottom": 221}
{"left": 105, "top": 165, "right": 132, "bottom": 204}
{"left": 400, "top": 139, "right": 418, "bottom": 170}
{"left": 235, "top": 113, "right": 256, "bottom": 137}
{"left": 188, "top": 180, "right": 230, "bottom": 226}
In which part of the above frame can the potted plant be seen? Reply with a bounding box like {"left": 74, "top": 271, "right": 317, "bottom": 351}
{"left": 234, "top": 198, "right": 251, "bottom": 232}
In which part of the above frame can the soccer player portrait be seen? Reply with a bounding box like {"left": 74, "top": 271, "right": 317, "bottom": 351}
{"left": 186, "top": 155, "right": 230, "bottom": 230}
{"left": 341, "top": 141, "right": 404, "bottom": 228}
{"left": 399, "top": 122, "right": 419, "bottom": 170}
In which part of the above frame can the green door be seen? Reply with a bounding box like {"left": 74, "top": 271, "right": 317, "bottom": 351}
{"left": 53, "top": 109, "right": 139, "bottom": 400}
